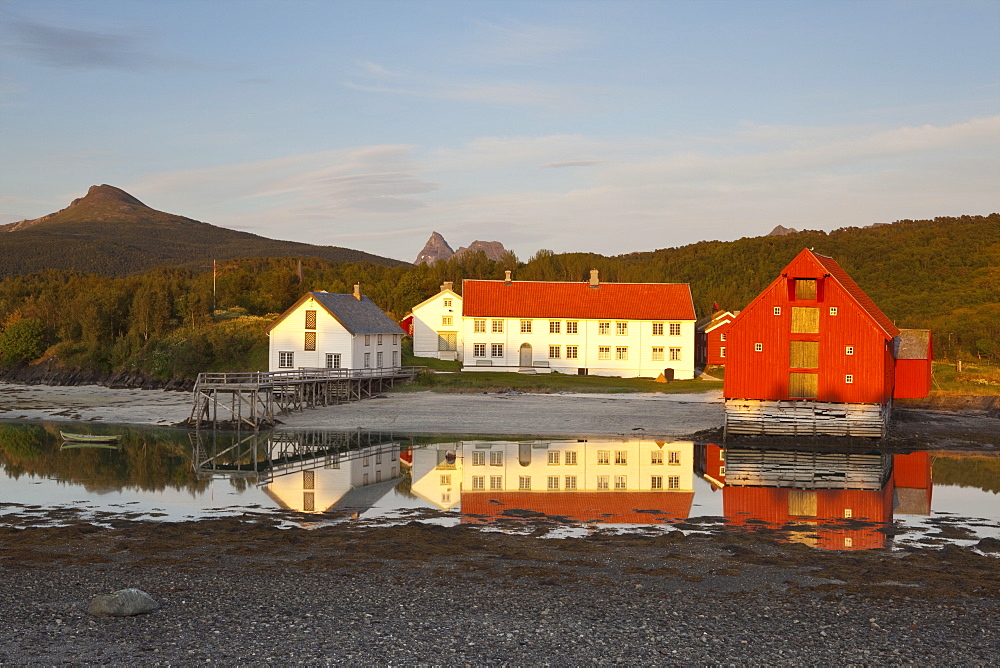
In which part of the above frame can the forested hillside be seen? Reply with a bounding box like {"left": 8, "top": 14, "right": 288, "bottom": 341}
{"left": 0, "top": 214, "right": 996, "bottom": 379}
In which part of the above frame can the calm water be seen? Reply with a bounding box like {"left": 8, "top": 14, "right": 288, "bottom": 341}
{"left": 1, "top": 422, "right": 998, "bottom": 551}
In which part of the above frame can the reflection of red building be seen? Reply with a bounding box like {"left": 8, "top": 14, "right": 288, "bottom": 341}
{"left": 893, "top": 451, "right": 933, "bottom": 515}
{"left": 461, "top": 491, "right": 694, "bottom": 525}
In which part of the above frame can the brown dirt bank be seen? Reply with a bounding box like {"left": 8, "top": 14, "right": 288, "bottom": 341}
{"left": 0, "top": 518, "right": 997, "bottom": 664}
{"left": 0, "top": 359, "right": 193, "bottom": 391}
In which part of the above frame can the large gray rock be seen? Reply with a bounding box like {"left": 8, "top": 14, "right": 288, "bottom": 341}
{"left": 88, "top": 588, "right": 160, "bottom": 617}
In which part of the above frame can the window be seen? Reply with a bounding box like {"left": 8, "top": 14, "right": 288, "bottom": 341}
{"left": 472, "top": 451, "right": 485, "bottom": 466}
{"left": 304, "top": 332, "right": 316, "bottom": 351}
{"left": 845, "top": 374, "right": 854, "bottom": 384}
{"left": 614, "top": 475, "right": 627, "bottom": 490}
{"left": 566, "top": 321, "right": 578, "bottom": 334}
{"left": 376, "top": 351, "right": 383, "bottom": 367}
{"left": 565, "top": 451, "right": 577, "bottom": 465}
{"left": 443, "top": 298, "right": 452, "bottom": 307}
{"left": 490, "top": 475, "right": 502, "bottom": 490}
{"left": 597, "top": 475, "right": 610, "bottom": 490}
{"left": 441, "top": 492, "right": 450, "bottom": 504}
{"left": 376, "top": 451, "right": 382, "bottom": 464}
{"left": 829, "top": 307, "right": 838, "bottom": 316}
{"left": 378, "top": 334, "right": 383, "bottom": 345}
{"left": 845, "top": 346, "right": 854, "bottom": 355}
{"left": 652, "top": 347, "right": 664, "bottom": 361}
{"left": 549, "top": 321, "right": 561, "bottom": 334}
{"left": 652, "top": 322, "right": 664, "bottom": 336}
{"left": 773, "top": 307, "right": 782, "bottom": 316}
{"left": 549, "top": 345, "right": 561, "bottom": 359}
{"left": 597, "top": 450, "right": 610, "bottom": 465}
{"left": 362, "top": 451, "right": 370, "bottom": 466}
{"left": 520, "top": 320, "right": 532, "bottom": 333}
{"left": 844, "top": 537, "right": 853, "bottom": 548}
{"left": 668, "top": 476, "right": 680, "bottom": 490}
{"left": 720, "top": 347, "right": 726, "bottom": 358}
{"left": 844, "top": 509, "right": 853, "bottom": 519}
{"left": 492, "top": 320, "right": 504, "bottom": 333}
{"left": 668, "top": 451, "right": 681, "bottom": 465}
{"left": 392, "top": 351, "right": 398, "bottom": 366}
{"left": 365, "top": 335, "right": 371, "bottom": 346}
{"left": 519, "top": 476, "right": 531, "bottom": 490}
{"left": 616, "top": 347, "right": 628, "bottom": 360}
{"left": 755, "top": 343, "right": 763, "bottom": 352}
{"left": 362, "top": 473, "right": 369, "bottom": 485}
{"left": 490, "top": 451, "right": 503, "bottom": 466}
{"left": 719, "top": 466, "right": 726, "bottom": 476}
{"left": 599, "top": 322, "right": 610, "bottom": 335}
{"left": 669, "top": 323, "right": 681, "bottom": 336}
{"left": 615, "top": 451, "right": 627, "bottom": 465}
{"left": 279, "top": 351, "right": 294, "bottom": 368}
{"left": 491, "top": 343, "right": 504, "bottom": 358}
{"left": 442, "top": 316, "right": 453, "bottom": 326}
{"left": 440, "top": 474, "right": 451, "bottom": 486}
{"left": 564, "top": 475, "right": 577, "bottom": 490}
{"left": 791, "top": 307, "right": 820, "bottom": 334}
{"left": 720, "top": 332, "right": 727, "bottom": 342}
{"left": 669, "top": 348, "right": 681, "bottom": 361}
{"left": 474, "top": 319, "right": 486, "bottom": 333}
{"left": 472, "top": 476, "right": 485, "bottom": 490}
{"left": 795, "top": 279, "right": 818, "bottom": 300}
{"left": 474, "top": 343, "right": 486, "bottom": 357}
{"left": 566, "top": 345, "right": 578, "bottom": 359}
{"left": 651, "top": 450, "right": 663, "bottom": 464}
{"left": 598, "top": 346, "right": 611, "bottom": 360}
{"left": 305, "top": 310, "right": 317, "bottom": 329}
{"left": 651, "top": 475, "right": 663, "bottom": 490}
{"left": 616, "top": 322, "right": 628, "bottom": 336}
{"left": 547, "top": 476, "right": 560, "bottom": 490}
{"left": 326, "top": 353, "right": 341, "bottom": 369}
{"left": 364, "top": 352, "right": 371, "bottom": 368}
{"left": 548, "top": 450, "right": 560, "bottom": 465}
{"left": 394, "top": 335, "right": 399, "bottom": 345}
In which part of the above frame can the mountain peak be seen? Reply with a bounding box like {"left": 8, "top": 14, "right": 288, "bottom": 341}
{"left": 414, "top": 231, "right": 455, "bottom": 265}
{"left": 768, "top": 224, "right": 799, "bottom": 236}
{"left": 72, "top": 184, "right": 148, "bottom": 209}
{"left": 1, "top": 184, "right": 153, "bottom": 233}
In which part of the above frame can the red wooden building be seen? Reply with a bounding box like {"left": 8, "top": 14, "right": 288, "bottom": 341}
{"left": 696, "top": 310, "right": 738, "bottom": 366}
{"left": 723, "top": 249, "right": 931, "bottom": 438}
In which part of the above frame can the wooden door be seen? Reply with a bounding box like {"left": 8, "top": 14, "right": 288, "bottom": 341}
{"left": 519, "top": 343, "right": 532, "bottom": 367}
{"left": 789, "top": 341, "right": 819, "bottom": 368}
{"left": 789, "top": 372, "right": 818, "bottom": 398}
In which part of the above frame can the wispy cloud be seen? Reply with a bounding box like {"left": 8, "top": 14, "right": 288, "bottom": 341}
{"left": 472, "top": 21, "right": 589, "bottom": 64}
{"left": 541, "top": 160, "right": 604, "bottom": 169}
{"left": 4, "top": 18, "right": 155, "bottom": 70}
{"left": 344, "top": 72, "right": 574, "bottom": 108}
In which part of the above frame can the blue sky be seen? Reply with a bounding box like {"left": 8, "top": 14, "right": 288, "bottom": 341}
{"left": 1, "top": 0, "right": 997, "bottom": 263}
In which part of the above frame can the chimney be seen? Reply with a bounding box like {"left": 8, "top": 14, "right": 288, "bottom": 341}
{"left": 353, "top": 284, "right": 361, "bottom": 300}
{"left": 589, "top": 269, "right": 599, "bottom": 288}
{"left": 441, "top": 281, "right": 453, "bottom": 291}
{"left": 504, "top": 270, "right": 512, "bottom": 285}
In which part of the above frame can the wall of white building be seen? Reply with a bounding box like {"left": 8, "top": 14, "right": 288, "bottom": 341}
{"left": 411, "top": 289, "right": 463, "bottom": 361}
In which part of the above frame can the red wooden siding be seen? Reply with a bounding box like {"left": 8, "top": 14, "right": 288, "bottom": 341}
{"left": 706, "top": 320, "right": 733, "bottom": 365}
{"left": 461, "top": 491, "right": 694, "bottom": 524}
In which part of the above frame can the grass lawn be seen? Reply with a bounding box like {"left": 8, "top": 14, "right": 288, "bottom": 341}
{"left": 931, "top": 360, "right": 1000, "bottom": 395}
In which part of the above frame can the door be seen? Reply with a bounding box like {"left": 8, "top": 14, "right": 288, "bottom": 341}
{"left": 519, "top": 343, "right": 532, "bottom": 367}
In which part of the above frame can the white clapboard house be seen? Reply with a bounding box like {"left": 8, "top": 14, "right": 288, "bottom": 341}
{"left": 265, "top": 286, "right": 404, "bottom": 372}
{"left": 410, "top": 281, "right": 463, "bottom": 361}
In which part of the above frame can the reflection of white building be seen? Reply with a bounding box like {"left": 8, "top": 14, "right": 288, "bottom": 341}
{"left": 262, "top": 442, "right": 401, "bottom": 513}
{"left": 409, "top": 442, "right": 462, "bottom": 510}
{"left": 410, "top": 282, "right": 463, "bottom": 361}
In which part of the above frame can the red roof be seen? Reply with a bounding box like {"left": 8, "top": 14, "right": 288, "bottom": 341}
{"left": 461, "top": 491, "right": 694, "bottom": 524}
{"left": 462, "top": 280, "right": 696, "bottom": 320}
{"left": 808, "top": 251, "right": 900, "bottom": 338}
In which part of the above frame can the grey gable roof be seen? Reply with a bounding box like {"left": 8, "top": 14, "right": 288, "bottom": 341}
{"left": 312, "top": 292, "right": 404, "bottom": 336}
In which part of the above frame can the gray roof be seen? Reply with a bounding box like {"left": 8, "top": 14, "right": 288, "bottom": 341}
{"left": 896, "top": 329, "right": 931, "bottom": 360}
{"left": 312, "top": 292, "right": 404, "bottom": 335}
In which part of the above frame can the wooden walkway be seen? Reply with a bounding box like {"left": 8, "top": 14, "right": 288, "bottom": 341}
{"left": 187, "top": 366, "right": 421, "bottom": 430}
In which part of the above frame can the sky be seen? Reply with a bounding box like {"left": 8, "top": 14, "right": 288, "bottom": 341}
{"left": 1, "top": 0, "right": 998, "bottom": 263}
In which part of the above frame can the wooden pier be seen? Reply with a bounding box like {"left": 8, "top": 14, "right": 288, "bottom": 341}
{"left": 187, "top": 367, "right": 421, "bottom": 430}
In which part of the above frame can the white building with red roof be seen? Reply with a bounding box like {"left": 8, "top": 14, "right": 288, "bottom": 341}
{"left": 460, "top": 270, "right": 696, "bottom": 378}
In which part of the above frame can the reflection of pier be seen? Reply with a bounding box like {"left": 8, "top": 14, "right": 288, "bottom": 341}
{"left": 187, "top": 367, "right": 420, "bottom": 430}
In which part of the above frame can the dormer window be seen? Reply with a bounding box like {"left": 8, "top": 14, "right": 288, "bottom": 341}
{"left": 795, "top": 279, "right": 817, "bottom": 300}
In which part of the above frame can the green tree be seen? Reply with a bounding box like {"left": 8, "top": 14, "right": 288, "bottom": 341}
{"left": 0, "top": 317, "right": 46, "bottom": 365}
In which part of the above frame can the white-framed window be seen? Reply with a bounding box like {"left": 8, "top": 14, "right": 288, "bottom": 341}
{"left": 325, "top": 353, "right": 342, "bottom": 369}
{"left": 719, "top": 466, "right": 726, "bottom": 476}
{"left": 440, "top": 474, "right": 451, "bottom": 486}
{"left": 473, "top": 343, "right": 486, "bottom": 357}
{"left": 669, "top": 323, "right": 681, "bottom": 336}
{"left": 365, "top": 335, "right": 371, "bottom": 346}
{"left": 651, "top": 475, "right": 663, "bottom": 489}
{"left": 442, "top": 316, "right": 453, "bottom": 326}
{"left": 472, "top": 451, "right": 485, "bottom": 466}
{"left": 520, "top": 319, "right": 532, "bottom": 333}
{"left": 519, "top": 476, "right": 531, "bottom": 490}
{"left": 392, "top": 351, "right": 398, "bottom": 366}
{"left": 614, "top": 475, "right": 627, "bottom": 490}
{"left": 651, "top": 450, "right": 663, "bottom": 465}
{"left": 669, "top": 348, "right": 681, "bottom": 361}
{"left": 363, "top": 451, "right": 370, "bottom": 466}
{"left": 720, "top": 332, "right": 727, "bottom": 342}
{"left": 844, "top": 537, "right": 853, "bottom": 548}
{"left": 616, "top": 322, "right": 628, "bottom": 336}
{"left": 491, "top": 320, "right": 503, "bottom": 333}
{"left": 598, "top": 346, "right": 611, "bottom": 360}
{"left": 774, "top": 307, "right": 782, "bottom": 316}
{"left": 549, "top": 321, "right": 561, "bottom": 334}
{"left": 668, "top": 451, "right": 681, "bottom": 465}
{"left": 549, "top": 345, "right": 561, "bottom": 359}
{"left": 846, "top": 346, "right": 854, "bottom": 355}
{"left": 474, "top": 319, "right": 486, "bottom": 333}
{"left": 652, "top": 322, "right": 664, "bottom": 336}
{"left": 565, "top": 451, "right": 577, "bottom": 465}
{"left": 599, "top": 322, "right": 610, "bottom": 335}
{"left": 566, "top": 321, "right": 578, "bottom": 334}
{"left": 547, "top": 475, "right": 560, "bottom": 490}
{"left": 472, "top": 476, "right": 485, "bottom": 490}
{"left": 490, "top": 451, "right": 503, "bottom": 466}
{"left": 441, "top": 492, "right": 450, "bottom": 504}
{"left": 720, "top": 347, "right": 726, "bottom": 358}
{"left": 279, "top": 351, "right": 294, "bottom": 368}
{"left": 844, "top": 509, "right": 853, "bottom": 518}
{"left": 376, "top": 351, "right": 383, "bottom": 367}
{"left": 491, "top": 343, "right": 504, "bottom": 358}
{"left": 829, "top": 307, "right": 838, "bottom": 316}
{"left": 378, "top": 334, "right": 383, "bottom": 345}
{"left": 443, "top": 298, "right": 452, "bottom": 308}
{"left": 305, "top": 310, "right": 317, "bottom": 330}
{"left": 615, "top": 450, "right": 627, "bottom": 465}
{"left": 566, "top": 345, "right": 578, "bottom": 360}
{"left": 490, "top": 475, "right": 503, "bottom": 490}
{"left": 845, "top": 374, "right": 854, "bottom": 384}
{"left": 394, "top": 334, "right": 399, "bottom": 345}
{"left": 755, "top": 343, "right": 763, "bottom": 352}
{"left": 597, "top": 450, "right": 610, "bottom": 465}
{"left": 597, "top": 475, "right": 609, "bottom": 490}
{"left": 565, "top": 475, "right": 577, "bottom": 490}
{"left": 364, "top": 352, "right": 371, "bottom": 368}
{"left": 652, "top": 347, "right": 664, "bottom": 361}
{"left": 668, "top": 476, "right": 680, "bottom": 490}
{"left": 548, "top": 450, "right": 560, "bottom": 465}
{"left": 616, "top": 347, "right": 628, "bottom": 360}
